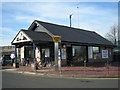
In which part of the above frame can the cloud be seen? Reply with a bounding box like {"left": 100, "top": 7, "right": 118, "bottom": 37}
{"left": 0, "top": 27, "right": 18, "bottom": 34}
{"left": 0, "top": 27, "right": 18, "bottom": 46}
{"left": 0, "top": 38, "right": 12, "bottom": 46}
{"left": 14, "top": 2, "right": 117, "bottom": 35}
{"left": 15, "top": 16, "right": 37, "bottom": 23}
{"left": 13, "top": 2, "right": 117, "bottom": 24}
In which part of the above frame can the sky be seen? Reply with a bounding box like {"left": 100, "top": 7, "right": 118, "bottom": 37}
{"left": 0, "top": 0, "right": 118, "bottom": 46}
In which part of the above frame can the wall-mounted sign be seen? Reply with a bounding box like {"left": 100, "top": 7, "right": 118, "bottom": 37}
{"left": 61, "top": 48, "right": 66, "bottom": 59}
{"left": 102, "top": 50, "right": 108, "bottom": 58}
{"left": 45, "top": 48, "right": 50, "bottom": 57}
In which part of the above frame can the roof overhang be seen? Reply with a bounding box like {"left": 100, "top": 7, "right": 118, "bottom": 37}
{"left": 61, "top": 41, "right": 115, "bottom": 47}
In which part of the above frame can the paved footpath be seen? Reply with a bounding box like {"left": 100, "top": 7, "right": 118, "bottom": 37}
{"left": 1, "top": 65, "right": 120, "bottom": 79}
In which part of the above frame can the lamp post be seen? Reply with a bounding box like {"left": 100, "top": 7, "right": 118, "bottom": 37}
{"left": 52, "top": 36, "right": 61, "bottom": 71}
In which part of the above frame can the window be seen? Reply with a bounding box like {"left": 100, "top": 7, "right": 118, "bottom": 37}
{"left": 92, "top": 47, "right": 100, "bottom": 59}
{"left": 43, "top": 48, "right": 50, "bottom": 57}
{"left": 72, "top": 46, "right": 87, "bottom": 66}
{"left": 93, "top": 47, "right": 99, "bottom": 53}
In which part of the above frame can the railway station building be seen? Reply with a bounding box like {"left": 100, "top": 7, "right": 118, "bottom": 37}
{"left": 12, "top": 20, "right": 114, "bottom": 67}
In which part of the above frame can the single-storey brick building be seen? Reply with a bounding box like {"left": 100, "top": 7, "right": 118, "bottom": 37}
{"left": 12, "top": 20, "right": 114, "bottom": 67}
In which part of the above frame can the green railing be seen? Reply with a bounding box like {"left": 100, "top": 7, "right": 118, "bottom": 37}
{"left": 5, "top": 58, "right": 21, "bottom": 62}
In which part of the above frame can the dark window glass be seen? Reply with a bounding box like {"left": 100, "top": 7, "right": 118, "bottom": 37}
{"left": 72, "top": 46, "right": 86, "bottom": 66}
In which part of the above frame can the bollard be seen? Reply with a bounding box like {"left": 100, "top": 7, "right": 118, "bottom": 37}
{"left": 13, "top": 63, "right": 19, "bottom": 68}
{"left": 31, "top": 63, "right": 38, "bottom": 71}
{"left": 58, "top": 59, "right": 61, "bottom": 73}
{"left": 84, "top": 60, "right": 86, "bottom": 72}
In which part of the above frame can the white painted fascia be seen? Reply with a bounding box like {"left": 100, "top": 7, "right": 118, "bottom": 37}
{"left": 12, "top": 31, "right": 32, "bottom": 44}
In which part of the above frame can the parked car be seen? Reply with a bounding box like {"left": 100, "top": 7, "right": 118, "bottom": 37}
{"left": 4, "top": 55, "right": 12, "bottom": 65}
{"left": 0, "top": 57, "right": 3, "bottom": 66}
{"left": 0, "top": 55, "right": 12, "bottom": 66}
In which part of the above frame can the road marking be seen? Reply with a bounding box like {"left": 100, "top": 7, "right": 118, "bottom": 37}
{"left": 23, "top": 72, "right": 36, "bottom": 75}
{"left": 17, "top": 71, "right": 23, "bottom": 73}
{"left": 4, "top": 69, "right": 16, "bottom": 71}
{"left": 37, "top": 73, "right": 44, "bottom": 75}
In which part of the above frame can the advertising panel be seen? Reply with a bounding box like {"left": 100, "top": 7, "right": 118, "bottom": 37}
{"left": 102, "top": 50, "right": 108, "bottom": 58}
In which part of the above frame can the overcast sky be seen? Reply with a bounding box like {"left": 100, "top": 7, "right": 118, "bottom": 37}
{"left": 0, "top": 1, "right": 118, "bottom": 46}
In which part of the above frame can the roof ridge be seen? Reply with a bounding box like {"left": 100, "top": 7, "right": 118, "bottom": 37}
{"left": 22, "top": 29, "right": 49, "bottom": 34}
{"left": 35, "top": 20, "right": 95, "bottom": 33}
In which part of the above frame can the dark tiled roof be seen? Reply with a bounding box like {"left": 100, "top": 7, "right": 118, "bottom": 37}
{"left": 36, "top": 20, "right": 114, "bottom": 46}
{"left": 22, "top": 30, "right": 52, "bottom": 42}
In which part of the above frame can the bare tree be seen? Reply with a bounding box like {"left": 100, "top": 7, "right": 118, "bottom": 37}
{"left": 106, "top": 24, "right": 119, "bottom": 45}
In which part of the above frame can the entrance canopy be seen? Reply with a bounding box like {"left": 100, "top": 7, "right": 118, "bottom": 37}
{"left": 12, "top": 29, "right": 53, "bottom": 45}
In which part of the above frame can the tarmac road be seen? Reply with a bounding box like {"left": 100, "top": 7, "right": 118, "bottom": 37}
{"left": 2, "top": 71, "right": 119, "bottom": 88}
